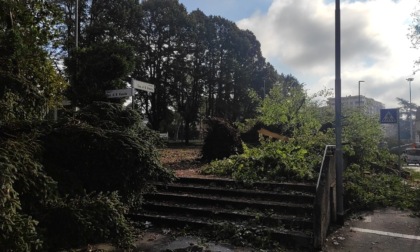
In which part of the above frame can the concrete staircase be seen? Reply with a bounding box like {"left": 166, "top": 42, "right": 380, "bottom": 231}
{"left": 129, "top": 176, "right": 317, "bottom": 249}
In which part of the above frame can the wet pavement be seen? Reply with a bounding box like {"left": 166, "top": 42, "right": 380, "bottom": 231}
{"left": 87, "top": 230, "right": 256, "bottom": 252}
{"left": 133, "top": 232, "right": 253, "bottom": 252}
{"left": 85, "top": 208, "right": 420, "bottom": 251}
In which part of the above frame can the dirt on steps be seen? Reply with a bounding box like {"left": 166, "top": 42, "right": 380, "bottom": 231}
{"left": 159, "top": 144, "right": 214, "bottom": 178}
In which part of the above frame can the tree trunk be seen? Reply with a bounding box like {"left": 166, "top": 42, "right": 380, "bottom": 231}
{"left": 184, "top": 120, "right": 190, "bottom": 145}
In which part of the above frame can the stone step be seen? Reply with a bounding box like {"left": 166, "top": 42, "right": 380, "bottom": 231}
{"left": 153, "top": 183, "right": 315, "bottom": 205}
{"left": 128, "top": 213, "right": 313, "bottom": 248}
{"left": 133, "top": 176, "right": 316, "bottom": 249}
{"left": 174, "top": 177, "right": 316, "bottom": 194}
{"left": 141, "top": 202, "right": 313, "bottom": 230}
{"left": 144, "top": 192, "right": 313, "bottom": 217}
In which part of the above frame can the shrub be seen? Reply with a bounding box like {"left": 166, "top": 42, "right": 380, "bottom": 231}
{"left": 0, "top": 102, "right": 174, "bottom": 251}
{"left": 202, "top": 140, "right": 315, "bottom": 183}
{"left": 344, "top": 164, "right": 415, "bottom": 212}
{"left": 41, "top": 192, "right": 134, "bottom": 251}
{"left": 41, "top": 103, "right": 174, "bottom": 204}
{"left": 0, "top": 126, "right": 56, "bottom": 252}
{"left": 201, "top": 117, "right": 243, "bottom": 162}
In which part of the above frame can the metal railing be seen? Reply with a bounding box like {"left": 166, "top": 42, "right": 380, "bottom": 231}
{"left": 316, "top": 145, "right": 336, "bottom": 191}
{"left": 313, "top": 144, "right": 336, "bottom": 249}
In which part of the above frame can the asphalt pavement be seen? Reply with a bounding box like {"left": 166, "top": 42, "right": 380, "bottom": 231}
{"left": 78, "top": 208, "right": 420, "bottom": 251}
{"left": 324, "top": 208, "right": 420, "bottom": 252}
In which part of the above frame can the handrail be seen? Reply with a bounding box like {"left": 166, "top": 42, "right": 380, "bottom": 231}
{"left": 316, "top": 145, "right": 336, "bottom": 191}
{"left": 313, "top": 144, "right": 337, "bottom": 249}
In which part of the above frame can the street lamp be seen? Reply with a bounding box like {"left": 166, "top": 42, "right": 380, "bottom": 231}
{"left": 407, "top": 77, "right": 414, "bottom": 143}
{"left": 358, "top": 80, "right": 364, "bottom": 108}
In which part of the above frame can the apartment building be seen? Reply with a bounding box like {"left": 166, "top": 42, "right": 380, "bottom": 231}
{"left": 327, "top": 95, "right": 385, "bottom": 115}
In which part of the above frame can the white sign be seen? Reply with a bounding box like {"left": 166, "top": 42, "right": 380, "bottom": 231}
{"left": 132, "top": 79, "right": 155, "bottom": 93}
{"left": 62, "top": 100, "right": 71, "bottom": 106}
{"left": 105, "top": 88, "right": 134, "bottom": 98}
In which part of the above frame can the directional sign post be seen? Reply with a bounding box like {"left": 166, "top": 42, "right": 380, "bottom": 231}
{"left": 105, "top": 88, "right": 134, "bottom": 98}
{"left": 132, "top": 79, "right": 155, "bottom": 93}
{"left": 131, "top": 78, "right": 156, "bottom": 109}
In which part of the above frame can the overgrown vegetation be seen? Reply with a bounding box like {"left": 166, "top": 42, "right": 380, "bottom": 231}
{"left": 2, "top": 0, "right": 420, "bottom": 250}
{"left": 42, "top": 102, "right": 173, "bottom": 206}
{"left": 0, "top": 103, "right": 173, "bottom": 251}
{"left": 202, "top": 86, "right": 420, "bottom": 216}
{"left": 201, "top": 117, "right": 244, "bottom": 162}
{"left": 202, "top": 140, "right": 316, "bottom": 182}
{"left": 41, "top": 192, "right": 134, "bottom": 250}
{"left": 345, "top": 165, "right": 414, "bottom": 211}
{"left": 0, "top": 132, "right": 52, "bottom": 251}
{"left": 202, "top": 86, "right": 332, "bottom": 182}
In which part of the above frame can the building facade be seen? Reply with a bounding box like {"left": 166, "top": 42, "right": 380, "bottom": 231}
{"left": 327, "top": 95, "right": 385, "bottom": 116}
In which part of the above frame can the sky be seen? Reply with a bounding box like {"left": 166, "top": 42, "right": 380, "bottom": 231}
{"left": 179, "top": 0, "right": 420, "bottom": 108}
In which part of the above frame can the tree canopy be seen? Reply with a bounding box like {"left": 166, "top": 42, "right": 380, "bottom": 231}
{"left": 59, "top": 0, "right": 290, "bottom": 142}
{"left": 0, "top": 0, "right": 67, "bottom": 122}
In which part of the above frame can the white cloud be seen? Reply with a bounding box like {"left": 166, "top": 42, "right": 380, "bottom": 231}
{"left": 237, "top": 0, "right": 420, "bottom": 108}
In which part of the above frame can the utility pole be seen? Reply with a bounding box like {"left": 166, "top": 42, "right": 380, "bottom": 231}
{"left": 335, "top": 0, "right": 344, "bottom": 225}
{"left": 407, "top": 77, "right": 414, "bottom": 143}
{"left": 75, "top": 0, "right": 78, "bottom": 48}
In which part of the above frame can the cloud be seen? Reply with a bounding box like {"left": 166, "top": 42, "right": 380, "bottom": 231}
{"left": 238, "top": 0, "right": 420, "bottom": 108}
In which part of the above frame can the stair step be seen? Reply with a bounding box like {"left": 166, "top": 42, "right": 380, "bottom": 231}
{"left": 128, "top": 213, "right": 313, "bottom": 248}
{"left": 144, "top": 192, "right": 313, "bottom": 216}
{"left": 142, "top": 202, "right": 313, "bottom": 230}
{"left": 134, "top": 176, "right": 317, "bottom": 249}
{"left": 153, "top": 183, "right": 315, "bottom": 204}
{"left": 175, "top": 177, "right": 316, "bottom": 193}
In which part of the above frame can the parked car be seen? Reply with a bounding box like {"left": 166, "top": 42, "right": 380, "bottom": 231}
{"left": 401, "top": 148, "right": 420, "bottom": 165}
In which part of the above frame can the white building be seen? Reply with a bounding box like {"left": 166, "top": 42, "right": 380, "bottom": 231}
{"left": 327, "top": 95, "right": 385, "bottom": 116}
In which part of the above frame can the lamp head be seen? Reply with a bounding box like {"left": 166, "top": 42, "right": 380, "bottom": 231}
{"left": 407, "top": 77, "right": 414, "bottom": 82}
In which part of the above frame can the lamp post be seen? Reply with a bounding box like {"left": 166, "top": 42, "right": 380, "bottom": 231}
{"left": 75, "top": 0, "right": 78, "bottom": 48}
{"left": 335, "top": 0, "right": 344, "bottom": 225}
{"left": 358, "top": 80, "right": 364, "bottom": 108}
{"left": 407, "top": 77, "right": 414, "bottom": 143}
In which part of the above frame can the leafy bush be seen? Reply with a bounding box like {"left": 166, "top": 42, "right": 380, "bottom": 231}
{"left": 202, "top": 140, "right": 316, "bottom": 183}
{"left": 344, "top": 164, "right": 415, "bottom": 211}
{"left": 0, "top": 127, "right": 56, "bottom": 252}
{"left": 0, "top": 102, "right": 174, "bottom": 251}
{"left": 41, "top": 192, "right": 134, "bottom": 251}
{"left": 201, "top": 117, "right": 243, "bottom": 162}
{"left": 41, "top": 102, "right": 174, "bottom": 204}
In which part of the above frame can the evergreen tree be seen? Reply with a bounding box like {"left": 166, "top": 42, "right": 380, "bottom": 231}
{"left": 0, "top": 0, "right": 67, "bottom": 122}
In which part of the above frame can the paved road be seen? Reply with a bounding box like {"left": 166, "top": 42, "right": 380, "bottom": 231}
{"left": 324, "top": 208, "right": 420, "bottom": 252}
{"left": 79, "top": 208, "right": 420, "bottom": 251}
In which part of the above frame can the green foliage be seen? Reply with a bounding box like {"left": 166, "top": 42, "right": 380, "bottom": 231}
{"left": 341, "top": 109, "right": 399, "bottom": 174}
{"left": 42, "top": 192, "right": 134, "bottom": 250}
{"left": 42, "top": 102, "right": 173, "bottom": 203}
{"left": 0, "top": 0, "right": 67, "bottom": 121}
{"left": 0, "top": 102, "right": 174, "bottom": 251}
{"left": 344, "top": 164, "right": 415, "bottom": 211}
{"left": 203, "top": 84, "right": 335, "bottom": 183}
{"left": 338, "top": 108, "right": 417, "bottom": 212}
{"left": 259, "top": 85, "right": 304, "bottom": 127}
{"left": 0, "top": 126, "right": 57, "bottom": 251}
{"left": 66, "top": 42, "right": 135, "bottom": 107}
{"left": 202, "top": 140, "right": 316, "bottom": 183}
{"left": 201, "top": 117, "right": 244, "bottom": 162}
{"left": 253, "top": 80, "right": 327, "bottom": 142}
